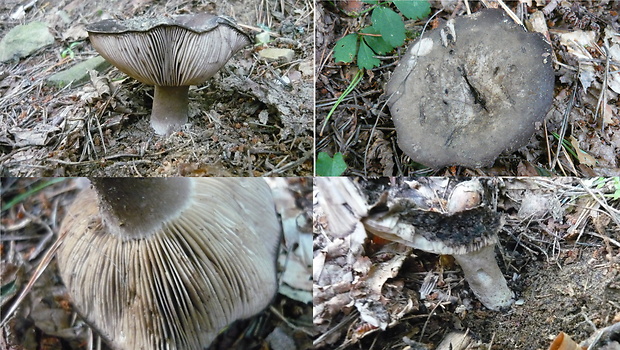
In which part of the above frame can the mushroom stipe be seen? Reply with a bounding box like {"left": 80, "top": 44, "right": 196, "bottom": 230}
{"left": 87, "top": 14, "right": 251, "bottom": 135}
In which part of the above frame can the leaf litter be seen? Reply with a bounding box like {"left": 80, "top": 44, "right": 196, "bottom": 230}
{"left": 0, "top": 0, "right": 313, "bottom": 176}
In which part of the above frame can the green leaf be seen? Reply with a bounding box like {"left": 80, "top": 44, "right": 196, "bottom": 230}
{"left": 361, "top": 26, "right": 394, "bottom": 55}
{"left": 1, "top": 280, "right": 17, "bottom": 300}
{"left": 333, "top": 33, "right": 359, "bottom": 63}
{"left": 357, "top": 39, "right": 381, "bottom": 69}
{"left": 393, "top": 0, "right": 431, "bottom": 20}
{"left": 603, "top": 177, "right": 620, "bottom": 200}
{"left": 361, "top": 0, "right": 379, "bottom": 4}
{"left": 534, "top": 167, "right": 554, "bottom": 176}
{"left": 316, "top": 152, "right": 348, "bottom": 176}
{"left": 608, "top": 188, "right": 620, "bottom": 200}
{"left": 371, "top": 6, "right": 406, "bottom": 47}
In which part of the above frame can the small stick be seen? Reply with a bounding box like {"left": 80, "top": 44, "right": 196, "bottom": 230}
{"left": 579, "top": 179, "right": 620, "bottom": 227}
{"left": 237, "top": 23, "right": 281, "bottom": 37}
{"left": 481, "top": 0, "right": 523, "bottom": 26}
{"left": 0, "top": 227, "right": 69, "bottom": 327}
{"left": 551, "top": 84, "right": 578, "bottom": 170}
{"left": 496, "top": 0, "right": 524, "bottom": 26}
{"left": 595, "top": 45, "right": 611, "bottom": 132}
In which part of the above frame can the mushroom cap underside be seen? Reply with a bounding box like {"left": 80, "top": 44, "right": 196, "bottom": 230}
{"left": 386, "top": 8, "right": 555, "bottom": 168}
{"left": 87, "top": 14, "right": 251, "bottom": 86}
{"left": 57, "top": 178, "right": 280, "bottom": 350}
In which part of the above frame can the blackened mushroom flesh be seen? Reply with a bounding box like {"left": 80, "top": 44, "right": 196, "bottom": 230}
{"left": 363, "top": 179, "right": 514, "bottom": 310}
{"left": 386, "top": 9, "right": 554, "bottom": 168}
{"left": 87, "top": 14, "right": 251, "bottom": 135}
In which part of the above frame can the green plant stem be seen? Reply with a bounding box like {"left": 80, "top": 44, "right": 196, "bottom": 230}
{"left": 1, "top": 178, "right": 67, "bottom": 212}
{"left": 320, "top": 69, "right": 364, "bottom": 136}
{"left": 552, "top": 132, "right": 578, "bottom": 159}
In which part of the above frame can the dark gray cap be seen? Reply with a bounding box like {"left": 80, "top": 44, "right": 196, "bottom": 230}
{"left": 365, "top": 204, "right": 503, "bottom": 255}
{"left": 386, "top": 9, "right": 554, "bottom": 168}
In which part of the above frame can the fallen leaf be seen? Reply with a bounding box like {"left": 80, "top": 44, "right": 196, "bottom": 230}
{"left": 569, "top": 135, "right": 597, "bottom": 166}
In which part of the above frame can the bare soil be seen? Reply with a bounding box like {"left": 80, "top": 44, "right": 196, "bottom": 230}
{"left": 0, "top": 0, "right": 314, "bottom": 176}
{"left": 316, "top": 0, "right": 620, "bottom": 177}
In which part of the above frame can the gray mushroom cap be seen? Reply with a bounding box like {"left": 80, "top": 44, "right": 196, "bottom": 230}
{"left": 386, "top": 9, "right": 555, "bottom": 168}
{"left": 364, "top": 204, "right": 503, "bottom": 256}
{"left": 86, "top": 14, "right": 251, "bottom": 135}
{"left": 87, "top": 14, "right": 251, "bottom": 86}
{"left": 57, "top": 178, "right": 281, "bottom": 349}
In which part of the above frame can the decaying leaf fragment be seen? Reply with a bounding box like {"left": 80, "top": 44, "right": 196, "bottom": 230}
{"left": 548, "top": 331, "right": 583, "bottom": 350}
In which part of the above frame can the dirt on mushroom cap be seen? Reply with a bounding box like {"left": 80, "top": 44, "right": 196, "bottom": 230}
{"left": 386, "top": 9, "right": 555, "bottom": 168}
{"left": 86, "top": 13, "right": 238, "bottom": 35}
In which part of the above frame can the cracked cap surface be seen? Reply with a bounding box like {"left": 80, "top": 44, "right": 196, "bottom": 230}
{"left": 386, "top": 9, "right": 554, "bottom": 168}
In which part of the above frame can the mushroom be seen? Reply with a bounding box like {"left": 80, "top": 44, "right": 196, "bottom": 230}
{"left": 386, "top": 9, "right": 555, "bottom": 168}
{"left": 56, "top": 178, "right": 281, "bottom": 349}
{"left": 363, "top": 179, "right": 514, "bottom": 310}
{"left": 87, "top": 14, "right": 251, "bottom": 135}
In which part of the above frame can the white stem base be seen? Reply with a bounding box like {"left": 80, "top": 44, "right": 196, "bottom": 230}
{"left": 454, "top": 245, "right": 514, "bottom": 310}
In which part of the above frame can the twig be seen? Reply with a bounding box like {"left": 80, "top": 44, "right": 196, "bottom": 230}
{"left": 488, "top": 331, "right": 496, "bottom": 349}
{"left": 0, "top": 225, "right": 69, "bottom": 327}
{"left": 236, "top": 23, "right": 281, "bottom": 37}
{"left": 263, "top": 150, "right": 312, "bottom": 176}
{"left": 495, "top": 0, "right": 523, "bottom": 26}
{"left": 551, "top": 84, "right": 578, "bottom": 170}
{"left": 589, "top": 231, "right": 620, "bottom": 249}
{"left": 20, "top": 209, "right": 55, "bottom": 261}
{"left": 313, "top": 311, "right": 358, "bottom": 347}
{"left": 419, "top": 300, "right": 443, "bottom": 342}
{"left": 595, "top": 45, "right": 611, "bottom": 133}
{"left": 363, "top": 107, "right": 382, "bottom": 177}
{"left": 579, "top": 179, "right": 620, "bottom": 227}
{"left": 464, "top": 0, "right": 471, "bottom": 15}
{"left": 269, "top": 306, "right": 314, "bottom": 336}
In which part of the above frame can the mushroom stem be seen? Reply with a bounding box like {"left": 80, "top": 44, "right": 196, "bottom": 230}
{"left": 150, "top": 85, "right": 190, "bottom": 135}
{"left": 453, "top": 245, "right": 514, "bottom": 310}
{"left": 90, "top": 178, "right": 192, "bottom": 239}
{"left": 448, "top": 180, "right": 514, "bottom": 310}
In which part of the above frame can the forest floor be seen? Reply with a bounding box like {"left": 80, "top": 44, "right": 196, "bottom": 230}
{"left": 313, "top": 176, "right": 620, "bottom": 350}
{"left": 316, "top": 0, "right": 619, "bottom": 177}
{"left": 0, "top": 0, "right": 314, "bottom": 176}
